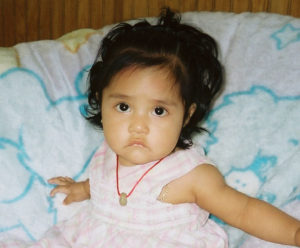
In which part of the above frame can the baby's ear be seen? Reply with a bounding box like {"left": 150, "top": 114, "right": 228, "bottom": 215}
{"left": 184, "top": 103, "right": 196, "bottom": 127}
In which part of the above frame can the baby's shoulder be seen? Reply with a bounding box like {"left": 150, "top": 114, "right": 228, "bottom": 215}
{"left": 173, "top": 145, "right": 214, "bottom": 167}
{"left": 159, "top": 163, "right": 224, "bottom": 204}
{"left": 186, "top": 163, "right": 225, "bottom": 188}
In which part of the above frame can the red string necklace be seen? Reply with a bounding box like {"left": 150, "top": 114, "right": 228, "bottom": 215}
{"left": 116, "top": 155, "right": 164, "bottom": 206}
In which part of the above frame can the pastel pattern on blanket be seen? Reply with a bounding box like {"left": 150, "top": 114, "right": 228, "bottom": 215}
{"left": 202, "top": 85, "right": 300, "bottom": 206}
{"left": 0, "top": 68, "right": 100, "bottom": 240}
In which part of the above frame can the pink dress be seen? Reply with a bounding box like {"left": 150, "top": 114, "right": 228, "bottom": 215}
{"left": 9, "top": 141, "right": 228, "bottom": 247}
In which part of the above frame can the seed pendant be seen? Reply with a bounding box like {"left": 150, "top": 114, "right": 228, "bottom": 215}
{"left": 119, "top": 192, "right": 127, "bottom": 206}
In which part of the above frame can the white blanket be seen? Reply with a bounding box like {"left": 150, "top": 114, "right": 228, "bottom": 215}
{"left": 0, "top": 12, "right": 299, "bottom": 247}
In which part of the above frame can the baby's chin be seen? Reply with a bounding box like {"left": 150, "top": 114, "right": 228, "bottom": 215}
{"left": 117, "top": 153, "right": 163, "bottom": 167}
{"left": 118, "top": 157, "right": 154, "bottom": 167}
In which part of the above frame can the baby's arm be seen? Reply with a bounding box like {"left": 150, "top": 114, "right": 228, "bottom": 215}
{"left": 191, "top": 164, "right": 300, "bottom": 247}
{"left": 48, "top": 177, "right": 90, "bottom": 205}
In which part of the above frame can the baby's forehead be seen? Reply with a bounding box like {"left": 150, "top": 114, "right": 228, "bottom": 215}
{"left": 106, "top": 66, "right": 183, "bottom": 98}
{"left": 110, "top": 65, "right": 178, "bottom": 86}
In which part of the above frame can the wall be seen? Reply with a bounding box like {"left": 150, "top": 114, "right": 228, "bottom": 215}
{"left": 1, "top": 0, "right": 299, "bottom": 47}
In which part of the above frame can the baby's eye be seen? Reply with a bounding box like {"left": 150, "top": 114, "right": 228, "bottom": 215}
{"left": 153, "top": 107, "right": 168, "bottom": 116}
{"left": 116, "top": 103, "right": 130, "bottom": 112}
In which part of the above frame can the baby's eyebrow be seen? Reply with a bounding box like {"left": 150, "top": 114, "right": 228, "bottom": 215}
{"left": 152, "top": 98, "right": 178, "bottom": 107}
{"left": 108, "top": 93, "right": 130, "bottom": 99}
{"left": 108, "top": 93, "right": 178, "bottom": 107}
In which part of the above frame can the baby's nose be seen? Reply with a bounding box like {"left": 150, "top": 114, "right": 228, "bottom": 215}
{"left": 128, "top": 114, "right": 149, "bottom": 134}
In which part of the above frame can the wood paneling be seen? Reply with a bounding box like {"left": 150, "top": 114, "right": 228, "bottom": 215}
{"left": 15, "top": 0, "right": 26, "bottom": 44}
{"left": 181, "top": 0, "right": 197, "bottom": 12}
{"left": 0, "top": 0, "right": 299, "bottom": 47}
{"left": 64, "top": 0, "right": 78, "bottom": 34}
{"left": 269, "top": 0, "right": 291, "bottom": 15}
{"left": 197, "top": 0, "right": 214, "bottom": 11}
{"left": 214, "top": 0, "right": 233, "bottom": 12}
{"left": 134, "top": 0, "right": 149, "bottom": 18}
{"left": 233, "top": 0, "right": 250, "bottom": 13}
{"left": 122, "top": 0, "right": 134, "bottom": 20}
{"left": 0, "top": 0, "right": 3, "bottom": 45}
{"left": 291, "top": 0, "right": 300, "bottom": 17}
{"left": 39, "top": 0, "right": 51, "bottom": 40}
{"left": 2, "top": 0, "right": 15, "bottom": 46}
{"left": 51, "top": 0, "right": 64, "bottom": 39}
{"left": 90, "top": 0, "right": 103, "bottom": 27}
{"left": 250, "top": 0, "right": 269, "bottom": 12}
{"left": 27, "top": 0, "right": 40, "bottom": 42}
{"left": 78, "top": 0, "right": 90, "bottom": 29}
{"left": 102, "top": 0, "right": 115, "bottom": 25}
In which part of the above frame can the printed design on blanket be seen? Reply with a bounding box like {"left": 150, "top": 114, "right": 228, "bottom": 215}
{"left": 225, "top": 150, "right": 277, "bottom": 203}
{"left": 201, "top": 85, "right": 300, "bottom": 206}
{"left": 0, "top": 47, "right": 20, "bottom": 74}
{"left": 198, "top": 86, "right": 300, "bottom": 247}
{"left": 57, "top": 29, "right": 99, "bottom": 53}
{"left": 270, "top": 23, "right": 300, "bottom": 49}
{"left": 0, "top": 67, "right": 100, "bottom": 241}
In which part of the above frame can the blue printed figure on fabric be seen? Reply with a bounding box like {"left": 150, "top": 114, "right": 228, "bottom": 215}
{"left": 47, "top": 65, "right": 91, "bottom": 109}
{"left": 197, "top": 85, "right": 300, "bottom": 208}
{"left": 289, "top": 138, "right": 299, "bottom": 146}
{"left": 225, "top": 150, "right": 277, "bottom": 203}
{"left": 271, "top": 23, "right": 300, "bottom": 49}
{"left": 0, "top": 67, "right": 100, "bottom": 240}
{"left": 0, "top": 128, "right": 32, "bottom": 204}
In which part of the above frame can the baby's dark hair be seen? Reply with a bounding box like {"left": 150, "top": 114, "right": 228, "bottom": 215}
{"left": 86, "top": 8, "right": 223, "bottom": 149}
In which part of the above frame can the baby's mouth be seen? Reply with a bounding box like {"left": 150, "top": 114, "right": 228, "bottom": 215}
{"left": 128, "top": 140, "right": 146, "bottom": 148}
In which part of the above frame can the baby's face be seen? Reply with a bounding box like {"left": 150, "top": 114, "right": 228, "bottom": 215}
{"left": 101, "top": 67, "right": 186, "bottom": 166}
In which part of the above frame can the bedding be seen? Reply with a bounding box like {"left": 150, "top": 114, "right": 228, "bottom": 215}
{"left": 0, "top": 11, "right": 300, "bottom": 247}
